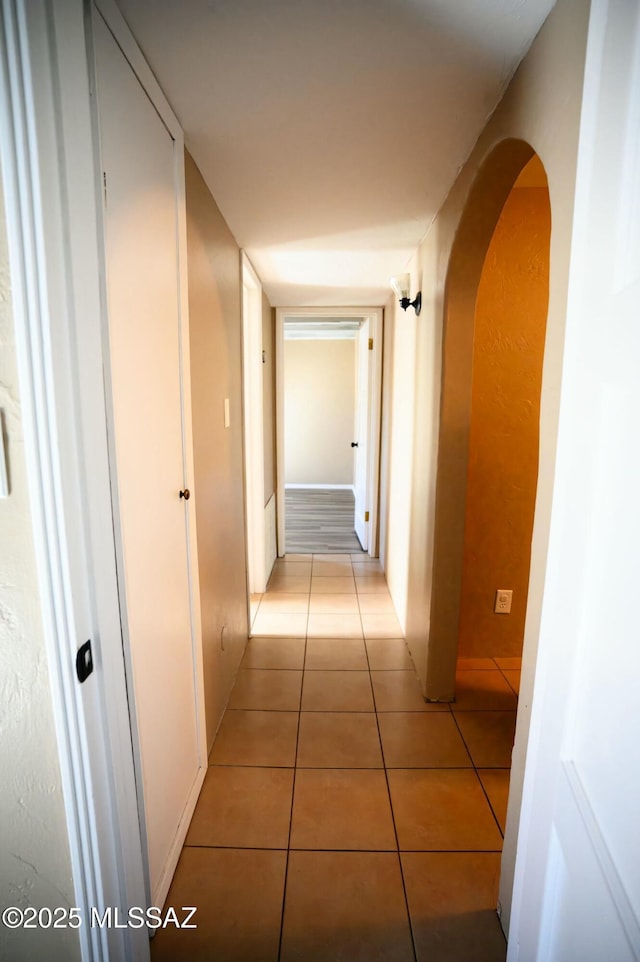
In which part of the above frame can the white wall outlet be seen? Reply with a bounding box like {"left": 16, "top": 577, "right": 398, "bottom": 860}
{"left": 495, "top": 589, "right": 513, "bottom": 614}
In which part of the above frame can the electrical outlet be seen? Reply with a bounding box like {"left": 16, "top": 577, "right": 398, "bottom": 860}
{"left": 495, "top": 589, "right": 513, "bottom": 614}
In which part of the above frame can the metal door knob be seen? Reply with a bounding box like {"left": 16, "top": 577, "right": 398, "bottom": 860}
{"left": 179, "top": 488, "right": 190, "bottom": 500}
{"left": 351, "top": 442, "right": 359, "bottom": 448}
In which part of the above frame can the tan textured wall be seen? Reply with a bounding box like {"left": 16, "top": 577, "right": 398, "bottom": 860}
{"left": 284, "top": 339, "right": 356, "bottom": 485}
{"left": 262, "top": 295, "right": 276, "bottom": 503}
{"left": 0, "top": 173, "right": 80, "bottom": 961}
{"left": 185, "top": 151, "right": 250, "bottom": 751}
{"left": 458, "top": 187, "right": 550, "bottom": 658}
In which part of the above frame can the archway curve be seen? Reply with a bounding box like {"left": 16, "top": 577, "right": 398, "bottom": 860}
{"left": 426, "top": 137, "right": 548, "bottom": 701}
{"left": 427, "top": 137, "right": 551, "bottom": 937}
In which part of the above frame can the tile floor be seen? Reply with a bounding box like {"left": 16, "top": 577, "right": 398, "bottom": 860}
{"left": 152, "top": 555, "right": 520, "bottom": 962}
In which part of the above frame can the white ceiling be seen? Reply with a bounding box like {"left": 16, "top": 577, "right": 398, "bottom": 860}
{"left": 114, "top": 0, "right": 555, "bottom": 307}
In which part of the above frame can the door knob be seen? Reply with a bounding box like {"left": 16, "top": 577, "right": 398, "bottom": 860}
{"left": 179, "top": 488, "right": 190, "bottom": 500}
{"left": 351, "top": 442, "right": 359, "bottom": 448}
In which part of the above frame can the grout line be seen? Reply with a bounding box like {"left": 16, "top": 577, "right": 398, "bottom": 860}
{"left": 276, "top": 606, "right": 308, "bottom": 962}
{"left": 363, "top": 632, "right": 419, "bottom": 962}
{"left": 449, "top": 710, "right": 506, "bottom": 840}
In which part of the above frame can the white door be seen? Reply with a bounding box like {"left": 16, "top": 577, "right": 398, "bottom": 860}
{"left": 508, "top": 2, "right": 640, "bottom": 959}
{"left": 353, "top": 322, "right": 370, "bottom": 549}
{"left": 94, "top": 14, "right": 203, "bottom": 904}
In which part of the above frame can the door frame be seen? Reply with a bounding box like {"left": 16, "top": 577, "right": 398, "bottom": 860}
{"left": 241, "top": 251, "right": 267, "bottom": 593}
{"left": 0, "top": 0, "right": 149, "bottom": 958}
{"left": 275, "top": 307, "right": 383, "bottom": 557}
{"left": 1, "top": 0, "right": 207, "bottom": 955}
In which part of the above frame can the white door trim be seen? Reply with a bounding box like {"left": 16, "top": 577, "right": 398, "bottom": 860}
{"left": 275, "top": 307, "right": 383, "bottom": 557}
{"left": 241, "top": 251, "right": 267, "bottom": 592}
{"left": 0, "top": 1, "right": 148, "bottom": 959}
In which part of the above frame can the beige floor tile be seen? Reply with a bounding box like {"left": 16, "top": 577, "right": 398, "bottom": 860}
{"left": 312, "top": 561, "right": 353, "bottom": 576}
{"left": 378, "top": 713, "right": 472, "bottom": 768}
{"left": 251, "top": 611, "right": 309, "bottom": 637}
{"left": 185, "top": 766, "right": 294, "bottom": 848}
{"left": 274, "top": 561, "right": 312, "bottom": 577}
{"left": 454, "top": 670, "right": 518, "bottom": 710}
{"left": 210, "top": 710, "right": 299, "bottom": 767}
{"left": 501, "top": 669, "right": 520, "bottom": 694}
{"left": 478, "top": 770, "right": 511, "bottom": 834}
{"left": 452, "top": 711, "right": 517, "bottom": 768}
{"left": 266, "top": 575, "right": 311, "bottom": 594}
{"left": 351, "top": 562, "right": 383, "bottom": 577}
{"left": 151, "top": 848, "right": 286, "bottom": 962}
{"left": 388, "top": 770, "right": 503, "bottom": 851}
{"left": 242, "top": 637, "right": 306, "bottom": 670}
{"left": 307, "top": 613, "right": 363, "bottom": 638}
{"left": 350, "top": 553, "right": 377, "bottom": 563}
{"left": 304, "top": 638, "right": 368, "bottom": 670}
{"left": 296, "top": 712, "right": 383, "bottom": 768}
{"left": 281, "top": 851, "right": 414, "bottom": 962}
{"left": 365, "top": 639, "right": 414, "bottom": 670}
{"left": 228, "top": 669, "right": 303, "bottom": 711}
{"left": 357, "top": 593, "right": 395, "bottom": 614}
{"left": 371, "top": 670, "right": 448, "bottom": 712}
{"left": 257, "top": 592, "right": 310, "bottom": 614}
{"left": 283, "top": 553, "right": 312, "bottom": 562}
{"left": 355, "top": 576, "right": 390, "bottom": 594}
{"left": 313, "top": 553, "right": 352, "bottom": 563}
{"left": 361, "top": 612, "right": 404, "bottom": 638}
{"left": 310, "top": 575, "right": 356, "bottom": 594}
{"left": 402, "top": 852, "right": 506, "bottom": 962}
{"left": 301, "top": 670, "right": 374, "bottom": 711}
{"left": 493, "top": 656, "right": 522, "bottom": 671}
{"left": 457, "top": 657, "right": 498, "bottom": 670}
{"left": 308, "top": 593, "right": 359, "bottom": 614}
{"left": 290, "top": 769, "right": 396, "bottom": 850}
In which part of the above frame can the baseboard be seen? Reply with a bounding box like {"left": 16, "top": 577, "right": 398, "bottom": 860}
{"left": 285, "top": 483, "right": 354, "bottom": 490}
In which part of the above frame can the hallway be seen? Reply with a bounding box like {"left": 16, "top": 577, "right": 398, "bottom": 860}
{"left": 152, "top": 556, "right": 518, "bottom": 961}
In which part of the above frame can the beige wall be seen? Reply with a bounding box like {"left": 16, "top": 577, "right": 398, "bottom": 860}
{"left": 262, "top": 295, "right": 276, "bottom": 503}
{"left": 381, "top": 0, "right": 590, "bottom": 697}
{"left": 0, "top": 176, "right": 80, "bottom": 961}
{"left": 185, "top": 151, "right": 251, "bottom": 751}
{"left": 284, "top": 339, "right": 356, "bottom": 486}
{"left": 458, "top": 185, "right": 550, "bottom": 658}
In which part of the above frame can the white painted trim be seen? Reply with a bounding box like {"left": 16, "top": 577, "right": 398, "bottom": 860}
{"left": 563, "top": 761, "right": 640, "bottom": 954}
{"left": 276, "top": 307, "right": 383, "bottom": 558}
{"left": 90, "top": 0, "right": 208, "bottom": 908}
{"left": 241, "top": 251, "right": 267, "bottom": 592}
{"left": 285, "top": 483, "right": 354, "bottom": 490}
{"left": 0, "top": 1, "right": 148, "bottom": 958}
{"left": 276, "top": 309, "right": 286, "bottom": 555}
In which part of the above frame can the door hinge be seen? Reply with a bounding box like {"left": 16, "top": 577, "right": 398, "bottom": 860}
{"left": 368, "top": 338, "right": 373, "bottom": 351}
{"left": 103, "top": 171, "right": 107, "bottom": 206}
{"left": 364, "top": 510, "right": 370, "bottom": 522}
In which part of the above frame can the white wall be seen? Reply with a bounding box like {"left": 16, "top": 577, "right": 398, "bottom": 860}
{"left": 284, "top": 338, "right": 356, "bottom": 486}
{"left": 0, "top": 176, "right": 80, "bottom": 962}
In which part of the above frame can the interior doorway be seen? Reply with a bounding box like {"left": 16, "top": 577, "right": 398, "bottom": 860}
{"left": 431, "top": 140, "right": 552, "bottom": 933}
{"left": 275, "top": 308, "right": 383, "bottom": 558}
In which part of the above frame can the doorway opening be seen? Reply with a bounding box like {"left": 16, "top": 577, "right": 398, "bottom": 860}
{"left": 431, "top": 140, "right": 551, "bottom": 933}
{"left": 275, "top": 308, "right": 383, "bottom": 559}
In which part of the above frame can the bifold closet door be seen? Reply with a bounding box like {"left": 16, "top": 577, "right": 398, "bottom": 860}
{"left": 94, "top": 13, "right": 201, "bottom": 901}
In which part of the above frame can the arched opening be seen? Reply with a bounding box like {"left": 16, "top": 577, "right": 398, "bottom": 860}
{"left": 427, "top": 139, "right": 551, "bottom": 931}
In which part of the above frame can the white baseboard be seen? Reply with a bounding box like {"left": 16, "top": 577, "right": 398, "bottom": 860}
{"left": 285, "top": 483, "right": 354, "bottom": 490}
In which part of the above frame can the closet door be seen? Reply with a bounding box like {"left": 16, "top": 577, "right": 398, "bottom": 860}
{"left": 94, "top": 11, "right": 203, "bottom": 903}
